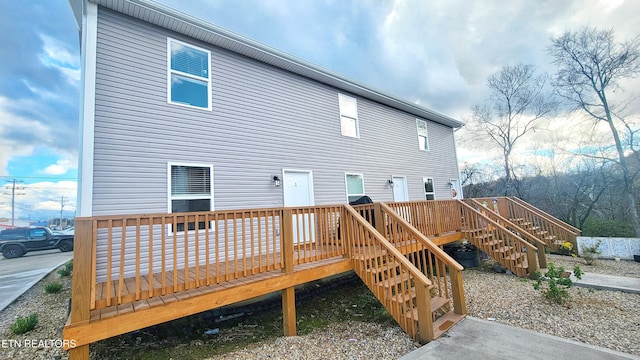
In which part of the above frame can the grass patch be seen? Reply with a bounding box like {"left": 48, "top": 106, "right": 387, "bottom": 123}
{"left": 92, "top": 275, "right": 392, "bottom": 360}
{"left": 44, "top": 282, "right": 64, "bottom": 294}
{"left": 10, "top": 313, "right": 38, "bottom": 335}
{"left": 57, "top": 261, "right": 73, "bottom": 277}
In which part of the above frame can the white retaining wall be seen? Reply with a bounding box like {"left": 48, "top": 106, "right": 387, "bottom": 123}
{"left": 577, "top": 236, "right": 640, "bottom": 260}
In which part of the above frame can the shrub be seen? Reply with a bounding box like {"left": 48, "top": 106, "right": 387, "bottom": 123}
{"left": 580, "top": 240, "right": 602, "bottom": 265}
{"left": 44, "top": 282, "right": 64, "bottom": 294}
{"left": 57, "top": 260, "right": 73, "bottom": 277}
{"left": 582, "top": 217, "right": 634, "bottom": 237}
{"left": 533, "top": 262, "right": 583, "bottom": 305}
{"left": 10, "top": 314, "right": 38, "bottom": 335}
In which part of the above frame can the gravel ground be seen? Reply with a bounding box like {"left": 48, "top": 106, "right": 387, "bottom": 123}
{"left": 0, "top": 256, "right": 638, "bottom": 360}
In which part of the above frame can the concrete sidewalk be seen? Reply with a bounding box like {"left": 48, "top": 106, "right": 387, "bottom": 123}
{"left": 401, "top": 272, "right": 640, "bottom": 360}
{"left": 400, "top": 317, "right": 639, "bottom": 360}
{"left": 573, "top": 272, "right": 640, "bottom": 294}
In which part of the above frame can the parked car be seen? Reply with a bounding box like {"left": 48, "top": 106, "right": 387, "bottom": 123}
{"left": 0, "top": 227, "right": 74, "bottom": 259}
{"left": 52, "top": 226, "right": 74, "bottom": 235}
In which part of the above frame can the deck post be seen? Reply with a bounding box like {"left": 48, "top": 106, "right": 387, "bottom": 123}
{"left": 537, "top": 245, "right": 547, "bottom": 269}
{"left": 67, "top": 218, "right": 94, "bottom": 360}
{"left": 282, "top": 209, "right": 294, "bottom": 273}
{"left": 527, "top": 245, "right": 539, "bottom": 280}
{"left": 434, "top": 202, "right": 443, "bottom": 236}
{"left": 282, "top": 286, "right": 296, "bottom": 336}
{"left": 449, "top": 269, "right": 467, "bottom": 315}
{"left": 415, "top": 281, "right": 434, "bottom": 343}
{"left": 373, "top": 203, "right": 386, "bottom": 237}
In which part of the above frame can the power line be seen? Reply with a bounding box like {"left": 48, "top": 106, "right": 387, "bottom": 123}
{"left": 0, "top": 176, "right": 77, "bottom": 180}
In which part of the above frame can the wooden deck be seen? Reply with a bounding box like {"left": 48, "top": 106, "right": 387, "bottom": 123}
{"left": 64, "top": 198, "right": 576, "bottom": 359}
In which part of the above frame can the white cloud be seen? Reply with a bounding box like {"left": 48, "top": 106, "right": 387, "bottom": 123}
{"left": 43, "top": 159, "right": 75, "bottom": 175}
{"left": 39, "top": 34, "right": 81, "bottom": 84}
{"left": 0, "top": 180, "right": 77, "bottom": 222}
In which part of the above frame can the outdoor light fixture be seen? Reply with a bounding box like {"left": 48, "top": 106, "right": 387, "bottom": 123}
{"left": 272, "top": 175, "right": 281, "bottom": 188}
{"left": 387, "top": 179, "right": 394, "bottom": 186}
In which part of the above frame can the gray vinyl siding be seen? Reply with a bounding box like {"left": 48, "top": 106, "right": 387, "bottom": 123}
{"left": 91, "top": 8, "right": 459, "bottom": 279}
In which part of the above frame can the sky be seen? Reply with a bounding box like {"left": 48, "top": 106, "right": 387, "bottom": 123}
{"left": 0, "top": 0, "right": 639, "bottom": 222}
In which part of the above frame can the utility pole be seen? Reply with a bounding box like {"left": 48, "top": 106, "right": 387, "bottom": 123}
{"left": 60, "top": 195, "right": 65, "bottom": 229}
{"left": 3, "top": 179, "right": 25, "bottom": 227}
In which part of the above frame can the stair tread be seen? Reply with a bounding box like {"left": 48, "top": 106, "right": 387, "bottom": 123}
{"left": 474, "top": 233, "right": 494, "bottom": 240}
{"left": 433, "top": 311, "right": 466, "bottom": 339}
{"left": 376, "top": 273, "right": 412, "bottom": 288}
{"left": 406, "top": 295, "right": 450, "bottom": 319}
{"left": 366, "top": 262, "right": 401, "bottom": 275}
{"left": 391, "top": 287, "right": 416, "bottom": 303}
{"left": 485, "top": 239, "right": 503, "bottom": 246}
{"left": 493, "top": 246, "right": 513, "bottom": 253}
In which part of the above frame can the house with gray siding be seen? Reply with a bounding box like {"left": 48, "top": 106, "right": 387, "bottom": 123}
{"left": 71, "top": 0, "right": 464, "bottom": 220}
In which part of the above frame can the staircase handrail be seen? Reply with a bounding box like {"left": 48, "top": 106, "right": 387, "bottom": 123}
{"left": 508, "top": 197, "right": 581, "bottom": 235}
{"left": 466, "top": 199, "right": 546, "bottom": 248}
{"left": 379, "top": 202, "right": 463, "bottom": 272}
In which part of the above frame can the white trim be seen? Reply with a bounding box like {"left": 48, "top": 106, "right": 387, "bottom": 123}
{"left": 77, "top": 2, "right": 98, "bottom": 217}
{"left": 391, "top": 175, "right": 409, "bottom": 202}
{"left": 282, "top": 169, "right": 315, "bottom": 206}
{"left": 338, "top": 93, "right": 360, "bottom": 138}
{"left": 423, "top": 176, "right": 435, "bottom": 200}
{"left": 416, "top": 119, "right": 430, "bottom": 151}
{"left": 167, "top": 162, "right": 215, "bottom": 212}
{"left": 344, "top": 172, "right": 365, "bottom": 203}
{"left": 450, "top": 178, "right": 463, "bottom": 199}
{"left": 167, "top": 37, "right": 212, "bottom": 111}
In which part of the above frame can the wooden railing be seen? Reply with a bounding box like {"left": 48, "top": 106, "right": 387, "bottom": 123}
{"left": 465, "top": 199, "right": 547, "bottom": 269}
{"left": 341, "top": 205, "right": 437, "bottom": 342}
{"left": 458, "top": 200, "right": 538, "bottom": 278}
{"left": 378, "top": 200, "right": 462, "bottom": 237}
{"left": 377, "top": 203, "right": 465, "bottom": 313}
{"left": 504, "top": 197, "right": 580, "bottom": 250}
{"left": 73, "top": 205, "right": 346, "bottom": 311}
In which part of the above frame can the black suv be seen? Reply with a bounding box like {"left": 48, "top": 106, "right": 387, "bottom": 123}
{"left": 0, "top": 227, "right": 74, "bottom": 259}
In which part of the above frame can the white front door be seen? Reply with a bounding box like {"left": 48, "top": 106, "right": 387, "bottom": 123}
{"left": 283, "top": 170, "right": 315, "bottom": 243}
{"left": 450, "top": 179, "right": 463, "bottom": 199}
{"left": 392, "top": 176, "right": 409, "bottom": 202}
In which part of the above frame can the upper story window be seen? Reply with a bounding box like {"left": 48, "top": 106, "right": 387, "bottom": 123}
{"left": 416, "top": 119, "right": 429, "bottom": 151}
{"left": 424, "top": 177, "right": 435, "bottom": 200}
{"left": 339, "top": 94, "right": 359, "bottom": 138}
{"left": 168, "top": 38, "right": 211, "bottom": 110}
{"left": 168, "top": 163, "right": 214, "bottom": 231}
{"left": 345, "top": 173, "right": 365, "bottom": 203}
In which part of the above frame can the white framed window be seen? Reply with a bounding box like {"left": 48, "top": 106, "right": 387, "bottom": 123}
{"left": 168, "top": 162, "right": 214, "bottom": 232}
{"left": 338, "top": 93, "right": 359, "bottom": 138}
{"left": 167, "top": 38, "right": 211, "bottom": 110}
{"left": 423, "top": 177, "right": 435, "bottom": 200}
{"left": 345, "top": 173, "right": 365, "bottom": 203}
{"left": 416, "top": 119, "right": 429, "bottom": 151}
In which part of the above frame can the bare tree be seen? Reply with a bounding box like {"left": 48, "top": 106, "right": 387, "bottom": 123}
{"left": 470, "top": 64, "right": 557, "bottom": 196}
{"left": 548, "top": 26, "right": 640, "bottom": 235}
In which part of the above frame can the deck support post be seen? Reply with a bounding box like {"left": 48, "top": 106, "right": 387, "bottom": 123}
{"left": 527, "top": 245, "right": 539, "bottom": 280}
{"left": 449, "top": 269, "right": 467, "bottom": 315}
{"left": 537, "top": 245, "right": 547, "bottom": 269}
{"left": 373, "top": 203, "right": 386, "bottom": 236}
{"left": 434, "top": 203, "right": 443, "bottom": 236}
{"left": 415, "top": 281, "right": 434, "bottom": 343}
{"left": 68, "top": 345, "right": 90, "bottom": 360}
{"left": 66, "top": 218, "right": 94, "bottom": 360}
{"left": 282, "top": 286, "right": 296, "bottom": 336}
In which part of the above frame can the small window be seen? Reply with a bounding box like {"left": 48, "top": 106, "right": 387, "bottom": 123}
{"left": 345, "top": 173, "right": 365, "bottom": 203}
{"left": 417, "top": 119, "right": 429, "bottom": 151}
{"left": 339, "top": 94, "right": 359, "bottom": 138}
{"left": 168, "top": 38, "right": 211, "bottom": 110}
{"left": 168, "top": 163, "right": 214, "bottom": 231}
{"left": 423, "top": 177, "right": 435, "bottom": 200}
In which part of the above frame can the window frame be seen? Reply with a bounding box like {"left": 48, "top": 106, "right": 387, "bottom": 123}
{"left": 167, "top": 38, "right": 212, "bottom": 111}
{"left": 345, "top": 172, "right": 365, "bottom": 203}
{"left": 167, "top": 162, "right": 214, "bottom": 233}
{"left": 338, "top": 93, "right": 360, "bottom": 138}
{"left": 416, "top": 119, "right": 430, "bottom": 151}
{"left": 423, "top": 177, "right": 435, "bottom": 200}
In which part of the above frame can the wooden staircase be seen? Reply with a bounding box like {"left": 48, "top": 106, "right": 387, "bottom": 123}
{"left": 458, "top": 200, "right": 539, "bottom": 278}
{"left": 342, "top": 204, "right": 466, "bottom": 343}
